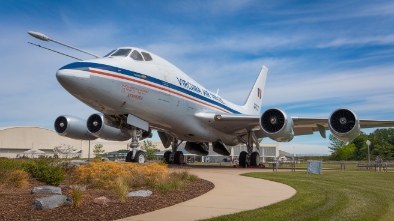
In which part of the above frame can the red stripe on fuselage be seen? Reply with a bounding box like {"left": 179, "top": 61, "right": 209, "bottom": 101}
{"left": 88, "top": 69, "right": 229, "bottom": 113}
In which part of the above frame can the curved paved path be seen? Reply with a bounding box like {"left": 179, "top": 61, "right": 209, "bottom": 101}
{"left": 118, "top": 167, "right": 296, "bottom": 221}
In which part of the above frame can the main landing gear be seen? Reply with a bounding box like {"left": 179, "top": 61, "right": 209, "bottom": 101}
{"left": 163, "top": 138, "right": 184, "bottom": 165}
{"left": 238, "top": 131, "right": 260, "bottom": 168}
{"left": 125, "top": 128, "right": 146, "bottom": 163}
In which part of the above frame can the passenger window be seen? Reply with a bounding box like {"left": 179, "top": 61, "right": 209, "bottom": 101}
{"left": 141, "top": 52, "right": 153, "bottom": 61}
{"left": 130, "top": 50, "right": 144, "bottom": 61}
{"left": 103, "top": 49, "right": 116, "bottom": 57}
{"left": 111, "top": 49, "right": 131, "bottom": 57}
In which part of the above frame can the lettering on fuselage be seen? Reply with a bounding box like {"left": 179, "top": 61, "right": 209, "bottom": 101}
{"left": 121, "top": 84, "right": 149, "bottom": 101}
{"left": 176, "top": 77, "right": 225, "bottom": 104}
{"left": 128, "top": 93, "right": 143, "bottom": 100}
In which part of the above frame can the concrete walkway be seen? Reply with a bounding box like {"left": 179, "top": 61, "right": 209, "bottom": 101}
{"left": 118, "top": 167, "right": 296, "bottom": 221}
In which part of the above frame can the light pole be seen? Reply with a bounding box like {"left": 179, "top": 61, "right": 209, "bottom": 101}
{"left": 88, "top": 140, "right": 91, "bottom": 162}
{"left": 366, "top": 140, "right": 371, "bottom": 166}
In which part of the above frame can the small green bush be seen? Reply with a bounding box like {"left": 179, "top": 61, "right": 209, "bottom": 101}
{"left": 24, "top": 159, "right": 65, "bottom": 186}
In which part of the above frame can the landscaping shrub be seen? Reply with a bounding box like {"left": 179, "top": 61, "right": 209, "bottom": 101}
{"left": 0, "top": 169, "right": 29, "bottom": 187}
{"left": 72, "top": 162, "right": 199, "bottom": 195}
{"left": 9, "top": 169, "right": 29, "bottom": 187}
{"left": 69, "top": 188, "right": 83, "bottom": 208}
{"left": 113, "top": 176, "right": 129, "bottom": 202}
{"left": 24, "top": 159, "right": 65, "bottom": 186}
{"left": 72, "top": 162, "right": 168, "bottom": 189}
{"left": 0, "top": 158, "right": 30, "bottom": 187}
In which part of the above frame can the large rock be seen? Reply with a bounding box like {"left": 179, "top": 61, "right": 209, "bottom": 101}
{"left": 127, "top": 190, "right": 152, "bottom": 197}
{"left": 32, "top": 195, "right": 72, "bottom": 210}
{"left": 31, "top": 186, "right": 62, "bottom": 195}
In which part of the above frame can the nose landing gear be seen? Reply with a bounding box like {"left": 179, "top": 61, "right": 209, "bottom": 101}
{"left": 125, "top": 128, "right": 146, "bottom": 163}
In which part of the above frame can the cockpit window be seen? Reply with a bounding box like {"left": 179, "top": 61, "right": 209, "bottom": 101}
{"left": 141, "top": 52, "right": 153, "bottom": 61}
{"left": 130, "top": 50, "right": 144, "bottom": 61}
{"left": 103, "top": 49, "right": 116, "bottom": 57}
{"left": 111, "top": 49, "right": 132, "bottom": 57}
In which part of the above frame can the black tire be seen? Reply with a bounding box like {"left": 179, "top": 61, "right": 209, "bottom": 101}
{"left": 174, "top": 151, "right": 184, "bottom": 165}
{"left": 239, "top": 151, "right": 247, "bottom": 168}
{"left": 125, "top": 151, "right": 133, "bottom": 162}
{"left": 250, "top": 151, "right": 260, "bottom": 166}
{"left": 134, "top": 150, "right": 146, "bottom": 163}
{"left": 164, "top": 151, "right": 171, "bottom": 164}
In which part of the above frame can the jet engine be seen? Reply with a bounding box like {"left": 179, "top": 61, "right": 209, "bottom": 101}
{"left": 185, "top": 142, "right": 209, "bottom": 156}
{"left": 328, "top": 109, "right": 360, "bottom": 142}
{"left": 260, "top": 108, "right": 294, "bottom": 142}
{"left": 54, "top": 115, "right": 97, "bottom": 140}
{"left": 87, "top": 114, "right": 131, "bottom": 141}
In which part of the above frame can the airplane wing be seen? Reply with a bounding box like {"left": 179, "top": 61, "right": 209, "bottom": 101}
{"left": 195, "top": 112, "right": 394, "bottom": 139}
{"left": 292, "top": 117, "right": 394, "bottom": 137}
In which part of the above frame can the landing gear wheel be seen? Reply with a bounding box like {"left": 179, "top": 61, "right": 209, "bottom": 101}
{"left": 250, "top": 151, "right": 260, "bottom": 166}
{"left": 134, "top": 150, "right": 146, "bottom": 163}
{"left": 174, "top": 151, "right": 184, "bottom": 165}
{"left": 239, "top": 151, "right": 247, "bottom": 168}
{"left": 125, "top": 151, "right": 133, "bottom": 162}
{"left": 164, "top": 151, "right": 171, "bottom": 164}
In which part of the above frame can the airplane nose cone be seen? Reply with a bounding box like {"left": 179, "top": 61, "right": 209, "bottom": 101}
{"left": 56, "top": 69, "right": 90, "bottom": 96}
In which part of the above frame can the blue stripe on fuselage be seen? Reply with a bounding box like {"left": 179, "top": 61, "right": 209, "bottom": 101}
{"left": 60, "top": 62, "right": 241, "bottom": 114}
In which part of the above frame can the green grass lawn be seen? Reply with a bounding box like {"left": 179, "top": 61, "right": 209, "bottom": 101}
{"left": 204, "top": 171, "right": 394, "bottom": 221}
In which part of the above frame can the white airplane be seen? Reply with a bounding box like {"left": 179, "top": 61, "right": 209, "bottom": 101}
{"left": 28, "top": 31, "right": 394, "bottom": 167}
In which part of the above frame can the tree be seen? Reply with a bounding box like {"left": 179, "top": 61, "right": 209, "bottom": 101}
{"left": 338, "top": 143, "right": 356, "bottom": 161}
{"left": 367, "top": 128, "right": 394, "bottom": 160}
{"left": 140, "top": 140, "right": 160, "bottom": 161}
{"left": 93, "top": 144, "right": 105, "bottom": 158}
{"left": 328, "top": 134, "right": 347, "bottom": 160}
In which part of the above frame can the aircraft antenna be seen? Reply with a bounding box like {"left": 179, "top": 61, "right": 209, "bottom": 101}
{"left": 28, "top": 31, "right": 101, "bottom": 58}
{"left": 216, "top": 88, "right": 220, "bottom": 95}
{"left": 28, "top": 42, "right": 82, "bottom": 61}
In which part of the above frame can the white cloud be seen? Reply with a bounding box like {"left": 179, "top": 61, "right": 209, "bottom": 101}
{"left": 318, "top": 35, "right": 394, "bottom": 48}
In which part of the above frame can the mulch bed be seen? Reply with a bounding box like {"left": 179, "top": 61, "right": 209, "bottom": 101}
{"left": 0, "top": 176, "right": 214, "bottom": 221}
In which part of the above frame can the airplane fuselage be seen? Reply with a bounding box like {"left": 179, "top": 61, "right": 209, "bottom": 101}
{"left": 56, "top": 47, "right": 248, "bottom": 145}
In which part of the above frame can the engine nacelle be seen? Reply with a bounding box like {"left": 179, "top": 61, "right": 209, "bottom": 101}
{"left": 260, "top": 108, "right": 294, "bottom": 142}
{"left": 328, "top": 109, "right": 360, "bottom": 142}
{"left": 87, "top": 114, "right": 131, "bottom": 141}
{"left": 54, "top": 116, "right": 97, "bottom": 140}
{"left": 185, "top": 142, "right": 209, "bottom": 156}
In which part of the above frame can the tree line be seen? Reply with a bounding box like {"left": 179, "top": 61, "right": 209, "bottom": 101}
{"left": 329, "top": 128, "right": 394, "bottom": 161}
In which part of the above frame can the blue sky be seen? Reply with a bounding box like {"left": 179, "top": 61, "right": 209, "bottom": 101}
{"left": 1, "top": 0, "right": 394, "bottom": 154}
